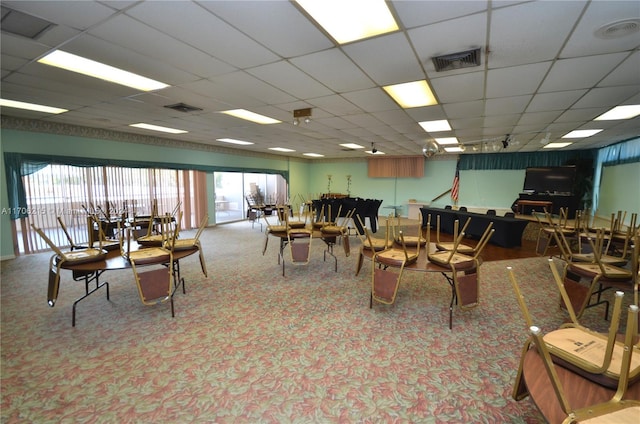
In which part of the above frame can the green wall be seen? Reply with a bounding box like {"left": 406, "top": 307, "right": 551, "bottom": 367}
{"left": 2, "top": 128, "right": 638, "bottom": 259}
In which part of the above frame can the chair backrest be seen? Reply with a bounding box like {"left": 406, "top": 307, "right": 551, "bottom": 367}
{"left": 458, "top": 206, "right": 467, "bottom": 212}
{"left": 57, "top": 215, "right": 79, "bottom": 248}
{"left": 586, "top": 230, "right": 633, "bottom": 278}
{"left": 486, "top": 209, "right": 496, "bottom": 216}
{"left": 527, "top": 304, "right": 639, "bottom": 422}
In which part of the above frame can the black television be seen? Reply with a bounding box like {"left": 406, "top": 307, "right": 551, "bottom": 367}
{"left": 523, "top": 166, "right": 576, "bottom": 195}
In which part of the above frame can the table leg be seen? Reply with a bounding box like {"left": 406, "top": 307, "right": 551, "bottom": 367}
{"left": 72, "top": 270, "right": 109, "bottom": 327}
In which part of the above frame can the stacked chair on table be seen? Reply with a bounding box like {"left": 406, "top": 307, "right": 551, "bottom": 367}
{"left": 553, "top": 228, "right": 638, "bottom": 320}
{"left": 320, "top": 207, "right": 356, "bottom": 272}
{"left": 354, "top": 215, "right": 394, "bottom": 276}
{"left": 427, "top": 217, "right": 494, "bottom": 329}
{"left": 31, "top": 224, "right": 108, "bottom": 308}
{"left": 283, "top": 206, "right": 313, "bottom": 277}
{"left": 121, "top": 218, "right": 179, "bottom": 317}
{"left": 369, "top": 218, "right": 420, "bottom": 309}
{"left": 507, "top": 263, "right": 640, "bottom": 423}
{"left": 166, "top": 213, "right": 208, "bottom": 278}
{"left": 434, "top": 215, "right": 473, "bottom": 254}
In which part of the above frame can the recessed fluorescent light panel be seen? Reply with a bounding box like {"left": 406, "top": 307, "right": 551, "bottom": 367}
{"left": 544, "top": 142, "right": 572, "bottom": 149}
{"left": 0, "top": 98, "right": 67, "bottom": 114}
{"left": 217, "top": 138, "right": 254, "bottom": 146}
{"left": 383, "top": 80, "right": 437, "bottom": 108}
{"left": 419, "top": 119, "right": 451, "bottom": 132}
{"left": 434, "top": 137, "right": 459, "bottom": 145}
{"left": 269, "top": 147, "right": 296, "bottom": 152}
{"left": 444, "top": 146, "right": 464, "bottom": 153}
{"left": 594, "top": 105, "right": 640, "bottom": 120}
{"left": 340, "top": 143, "right": 365, "bottom": 149}
{"left": 220, "top": 109, "right": 281, "bottom": 124}
{"left": 38, "top": 50, "right": 169, "bottom": 91}
{"left": 296, "top": 0, "right": 399, "bottom": 44}
{"left": 562, "top": 129, "right": 603, "bottom": 138}
{"left": 303, "top": 153, "right": 324, "bottom": 157}
{"left": 129, "top": 123, "right": 187, "bottom": 134}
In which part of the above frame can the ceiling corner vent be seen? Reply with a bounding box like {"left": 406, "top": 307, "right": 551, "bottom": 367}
{"left": 432, "top": 48, "right": 482, "bottom": 72}
{"left": 164, "top": 103, "right": 203, "bottom": 113}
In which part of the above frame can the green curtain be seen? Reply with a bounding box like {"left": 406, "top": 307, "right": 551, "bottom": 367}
{"left": 3, "top": 152, "right": 289, "bottom": 220}
{"left": 459, "top": 149, "right": 597, "bottom": 171}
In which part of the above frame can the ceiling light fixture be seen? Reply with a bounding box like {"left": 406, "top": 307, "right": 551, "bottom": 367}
{"left": 419, "top": 119, "right": 451, "bottom": 132}
{"left": 502, "top": 134, "right": 511, "bottom": 149}
{"left": 383, "top": 80, "right": 438, "bottom": 108}
{"left": 340, "top": 143, "right": 364, "bottom": 149}
{"left": 594, "top": 105, "right": 640, "bottom": 120}
{"left": 221, "top": 109, "right": 281, "bottom": 124}
{"left": 295, "top": 0, "right": 399, "bottom": 44}
{"left": 269, "top": 147, "right": 296, "bottom": 152}
{"left": 371, "top": 142, "right": 377, "bottom": 154}
{"left": 434, "top": 137, "right": 459, "bottom": 145}
{"left": 303, "top": 153, "right": 324, "bottom": 158}
{"left": 38, "top": 50, "right": 169, "bottom": 91}
{"left": 544, "top": 142, "right": 572, "bottom": 149}
{"left": 562, "top": 129, "right": 603, "bottom": 138}
{"left": 217, "top": 138, "right": 254, "bottom": 145}
{"left": 0, "top": 98, "right": 67, "bottom": 114}
{"left": 129, "top": 123, "right": 187, "bottom": 134}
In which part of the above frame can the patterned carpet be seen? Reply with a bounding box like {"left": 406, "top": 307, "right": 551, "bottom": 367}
{"left": 0, "top": 220, "right": 621, "bottom": 423}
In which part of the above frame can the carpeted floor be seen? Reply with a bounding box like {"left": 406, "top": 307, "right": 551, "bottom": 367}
{"left": 0, "top": 220, "right": 622, "bottom": 423}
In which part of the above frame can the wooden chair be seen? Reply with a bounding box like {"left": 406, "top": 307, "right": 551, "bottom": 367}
{"left": 282, "top": 226, "right": 313, "bottom": 277}
{"left": 520, "top": 305, "right": 639, "bottom": 424}
{"left": 355, "top": 215, "right": 394, "bottom": 276}
{"left": 165, "top": 213, "right": 208, "bottom": 278}
{"left": 435, "top": 216, "right": 473, "bottom": 253}
{"left": 559, "top": 232, "right": 639, "bottom": 320}
{"left": 321, "top": 208, "right": 356, "bottom": 271}
{"left": 57, "top": 215, "right": 88, "bottom": 251}
{"left": 370, "top": 231, "right": 411, "bottom": 308}
{"left": 427, "top": 223, "right": 493, "bottom": 329}
{"left": 510, "top": 263, "right": 640, "bottom": 392}
{"left": 31, "top": 224, "right": 107, "bottom": 307}
{"left": 553, "top": 225, "right": 628, "bottom": 267}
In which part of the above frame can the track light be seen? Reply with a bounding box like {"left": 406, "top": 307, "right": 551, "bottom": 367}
{"left": 502, "top": 134, "right": 510, "bottom": 149}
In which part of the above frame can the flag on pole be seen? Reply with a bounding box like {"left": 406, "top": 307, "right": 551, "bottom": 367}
{"left": 451, "top": 159, "right": 460, "bottom": 202}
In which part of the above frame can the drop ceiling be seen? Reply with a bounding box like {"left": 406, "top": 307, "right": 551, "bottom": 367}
{"left": 1, "top": 0, "right": 639, "bottom": 159}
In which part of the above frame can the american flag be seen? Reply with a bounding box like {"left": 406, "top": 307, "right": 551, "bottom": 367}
{"left": 451, "top": 160, "right": 460, "bottom": 202}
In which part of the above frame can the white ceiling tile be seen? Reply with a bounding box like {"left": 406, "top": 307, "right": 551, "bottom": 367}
{"left": 342, "top": 33, "right": 424, "bottom": 85}
{"left": 539, "top": 53, "right": 629, "bottom": 92}
{"left": 3, "top": 0, "right": 116, "bottom": 30}
{"left": 89, "top": 14, "right": 236, "bottom": 79}
{"left": 572, "top": 85, "right": 640, "bottom": 109}
{"left": 442, "top": 100, "right": 484, "bottom": 118}
{"left": 485, "top": 95, "right": 531, "bottom": 115}
{"left": 561, "top": 1, "right": 640, "bottom": 57}
{"left": 393, "top": 0, "right": 488, "bottom": 29}
{"left": 489, "top": 1, "right": 584, "bottom": 67}
{"left": 486, "top": 62, "right": 552, "bottom": 98}
{"left": 598, "top": 51, "right": 640, "bottom": 87}
{"left": 125, "top": 1, "right": 279, "bottom": 68}
{"left": 290, "top": 48, "right": 375, "bottom": 92}
{"left": 342, "top": 88, "right": 399, "bottom": 113}
{"left": 198, "top": 0, "right": 332, "bottom": 57}
{"left": 526, "top": 90, "right": 588, "bottom": 113}
{"left": 247, "top": 61, "right": 333, "bottom": 100}
{"left": 431, "top": 71, "right": 485, "bottom": 103}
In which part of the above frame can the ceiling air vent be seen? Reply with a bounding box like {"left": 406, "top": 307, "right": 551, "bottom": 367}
{"left": 432, "top": 48, "right": 481, "bottom": 72}
{"left": 164, "top": 103, "right": 203, "bottom": 113}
